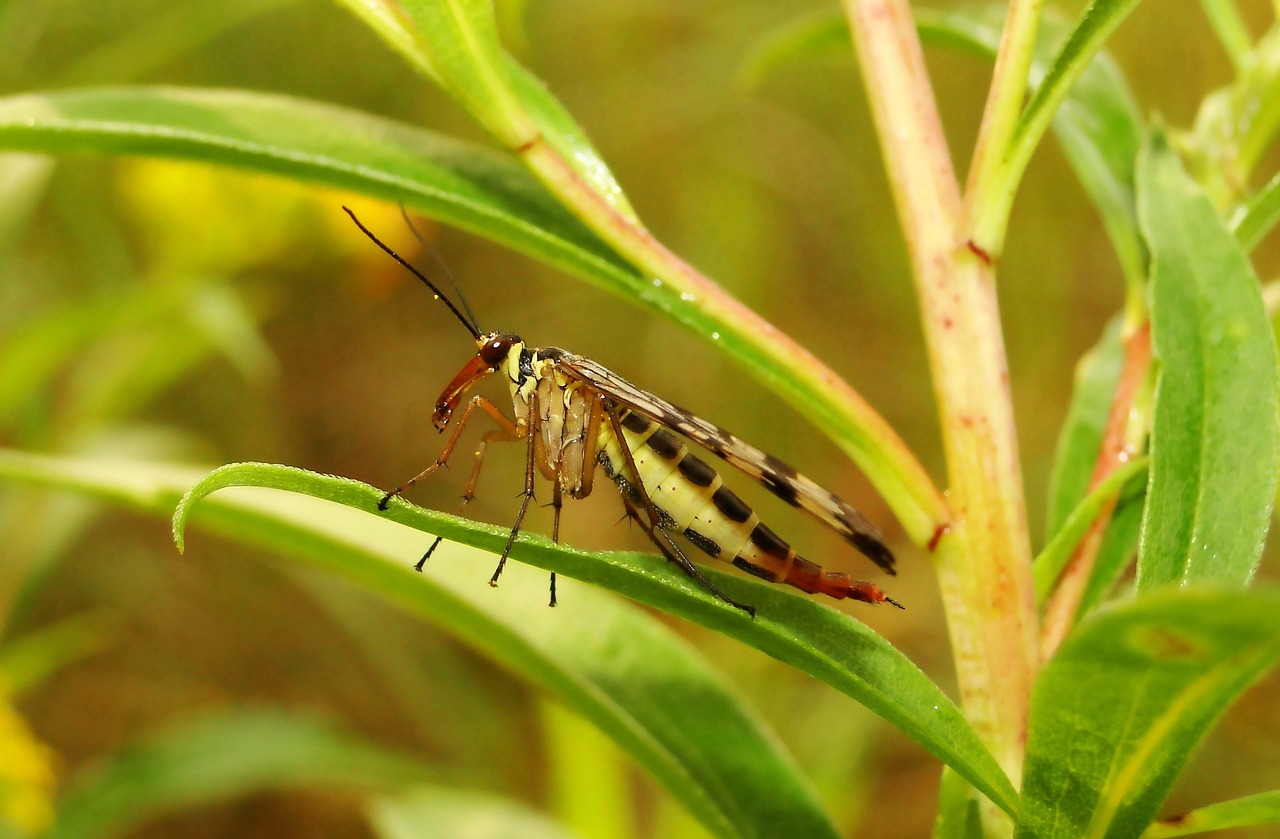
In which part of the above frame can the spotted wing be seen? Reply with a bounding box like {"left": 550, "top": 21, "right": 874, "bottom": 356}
{"left": 555, "top": 351, "right": 895, "bottom": 574}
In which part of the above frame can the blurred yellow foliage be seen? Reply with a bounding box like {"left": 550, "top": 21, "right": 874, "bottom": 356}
{"left": 0, "top": 685, "right": 56, "bottom": 836}
{"left": 112, "top": 158, "right": 414, "bottom": 276}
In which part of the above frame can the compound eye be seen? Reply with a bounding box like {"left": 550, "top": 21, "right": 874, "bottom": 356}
{"left": 478, "top": 334, "right": 515, "bottom": 367}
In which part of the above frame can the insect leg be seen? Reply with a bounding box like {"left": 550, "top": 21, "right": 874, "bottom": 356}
{"left": 606, "top": 410, "right": 755, "bottom": 617}
{"left": 618, "top": 494, "right": 755, "bottom": 618}
{"left": 548, "top": 481, "right": 563, "bottom": 607}
{"left": 414, "top": 423, "right": 521, "bottom": 572}
{"left": 490, "top": 390, "right": 540, "bottom": 588}
{"left": 378, "top": 396, "right": 520, "bottom": 510}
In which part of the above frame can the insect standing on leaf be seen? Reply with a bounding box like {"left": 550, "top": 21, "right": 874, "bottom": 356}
{"left": 346, "top": 207, "right": 902, "bottom": 617}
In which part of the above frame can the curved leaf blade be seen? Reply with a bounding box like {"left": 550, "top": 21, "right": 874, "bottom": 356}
{"left": 330, "top": 0, "right": 635, "bottom": 219}
{"left": 0, "top": 86, "right": 642, "bottom": 299}
{"left": 0, "top": 615, "right": 112, "bottom": 697}
{"left": 49, "top": 709, "right": 441, "bottom": 839}
{"left": 1033, "top": 456, "right": 1147, "bottom": 603}
{"left": 1144, "top": 789, "right": 1280, "bottom": 837}
{"left": 0, "top": 451, "right": 838, "bottom": 839}
{"left": 0, "top": 449, "right": 1016, "bottom": 820}
{"left": 173, "top": 461, "right": 1018, "bottom": 818}
{"left": 392, "top": 0, "right": 536, "bottom": 147}
{"left": 1045, "top": 320, "right": 1124, "bottom": 539}
{"left": 1017, "top": 588, "right": 1280, "bottom": 839}
{"left": 1231, "top": 166, "right": 1280, "bottom": 252}
{"left": 1136, "top": 138, "right": 1280, "bottom": 590}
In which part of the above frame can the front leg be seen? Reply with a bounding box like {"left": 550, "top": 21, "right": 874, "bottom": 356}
{"left": 378, "top": 395, "right": 520, "bottom": 510}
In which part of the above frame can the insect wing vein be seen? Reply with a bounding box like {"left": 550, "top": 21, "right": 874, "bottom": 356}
{"left": 554, "top": 352, "right": 895, "bottom": 573}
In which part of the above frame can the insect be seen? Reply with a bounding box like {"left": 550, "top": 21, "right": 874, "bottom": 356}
{"left": 347, "top": 207, "right": 902, "bottom": 616}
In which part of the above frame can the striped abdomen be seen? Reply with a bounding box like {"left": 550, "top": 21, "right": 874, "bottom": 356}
{"left": 597, "top": 410, "right": 892, "bottom": 604}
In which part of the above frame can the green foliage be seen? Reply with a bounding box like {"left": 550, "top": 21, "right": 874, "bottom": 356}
{"left": 1018, "top": 590, "right": 1280, "bottom": 839}
{"left": 48, "top": 709, "right": 442, "bottom": 839}
{"left": 174, "top": 461, "right": 1017, "bottom": 817}
{"left": 1137, "top": 138, "right": 1280, "bottom": 590}
{"left": 0, "top": 1, "right": 1279, "bottom": 838}
{"left": 0, "top": 88, "right": 635, "bottom": 297}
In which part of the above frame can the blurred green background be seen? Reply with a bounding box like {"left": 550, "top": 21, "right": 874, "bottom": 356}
{"left": 2, "top": 0, "right": 1279, "bottom": 836}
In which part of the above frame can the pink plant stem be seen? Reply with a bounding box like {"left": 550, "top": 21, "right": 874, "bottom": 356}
{"left": 842, "top": 0, "right": 1039, "bottom": 812}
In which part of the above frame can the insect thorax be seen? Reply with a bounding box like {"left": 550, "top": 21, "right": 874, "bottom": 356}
{"left": 506, "top": 347, "right": 601, "bottom": 498}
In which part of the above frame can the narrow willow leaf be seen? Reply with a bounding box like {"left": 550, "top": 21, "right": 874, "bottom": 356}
{"left": 1017, "top": 588, "right": 1280, "bottom": 839}
{"left": 331, "top": 0, "right": 634, "bottom": 219}
{"left": 987, "top": 0, "right": 1146, "bottom": 249}
{"left": 0, "top": 449, "right": 1017, "bottom": 820}
{"left": 1231, "top": 167, "right": 1280, "bottom": 251}
{"left": 0, "top": 615, "right": 111, "bottom": 696}
{"left": 1044, "top": 320, "right": 1124, "bottom": 540}
{"left": 369, "top": 788, "right": 585, "bottom": 839}
{"left": 1033, "top": 456, "right": 1147, "bottom": 603}
{"left": 49, "top": 709, "right": 441, "bottom": 839}
{"left": 0, "top": 452, "right": 840, "bottom": 838}
{"left": 1198, "top": 0, "right": 1254, "bottom": 75}
{"left": 1143, "top": 789, "right": 1280, "bottom": 837}
{"left": 172, "top": 462, "right": 1018, "bottom": 818}
{"left": 391, "top": 0, "right": 536, "bottom": 147}
{"left": 921, "top": 5, "right": 1145, "bottom": 284}
{"left": 0, "top": 87, "right": 638, "bottom": 299}
{"left": 1075, "top": 475, "right": 1144, "bottom": 615}
{"left": 738, "top": 11, "right": 854, "bottom": 88}
{"left": 1136, "top": 138, "right": 1280, "bottom": 590}
{"left": 503, "top": 57, "right": 637, "bottom": 220}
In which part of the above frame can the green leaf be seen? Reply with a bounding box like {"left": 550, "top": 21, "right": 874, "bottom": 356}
{"left": 1017, "top": 588, "right": 1280, "bottom": 839}
{"left": 1143, "top": 789, "right": 1280, "bottom": 837}
{"left": 0, "top": 452, "right": 832, "bottom": 838}
{"left": 389, "top": 0, "right": 536, "bottom": 148}
{"left": 368, "top": 787, "right": 585, "bottom": 839}
{"left": 503, "top": 57, "right": 637, "bottom": 221}
{"left": 0, "top": 449, "right": 1017, "bottom": 823}
{"left": 983, "top": 0, "right": 1147, "bottom": 250}
{"left": 1045, "top": 320, "right": 1125, "bottom": 540}
{"left": 1198, "top": 0, "right": 1254, "bottom": 76}
{"left": 1075, "top": 473, "right": 1145, "bottom": 615}
{"left": 331, "top": 0, "right": 634, "bottom": 219}
{"left": 173, "top": 461, "right": 1018, "bottom": 819}
{"left": 1033, "top": 456, "right": 1147, "bottom": 603}
{"left": 932, "top": 767, "right": 984, "bottom": 839}
{"left": 0, "top": 86, "right": 643, "bottom": 302}
{"left": 1136, "top": 137, "right": 1280, "bottom": 590}
{"left": 49, "top": 709, "right": 440, "bottom": 839}
{"left": 738, "top": 11, "right": 854, "bottom": 88}
{"left": 1230, "top": 166, "right": 1280, "bottom": 251}
{"left": 0, "top": 614, "right": 111, "bottom": 697}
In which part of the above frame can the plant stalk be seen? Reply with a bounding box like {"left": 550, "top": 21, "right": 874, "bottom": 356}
{"left": 841, "top": 0, "right": 1039, "bottom": 819}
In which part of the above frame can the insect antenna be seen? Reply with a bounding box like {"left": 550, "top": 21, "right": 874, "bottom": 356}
{"left": 398, "top": 205, "right": 482, "bottom": 336}
{"left": 342, "top": 206, "right": 481, "bottom": 340}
